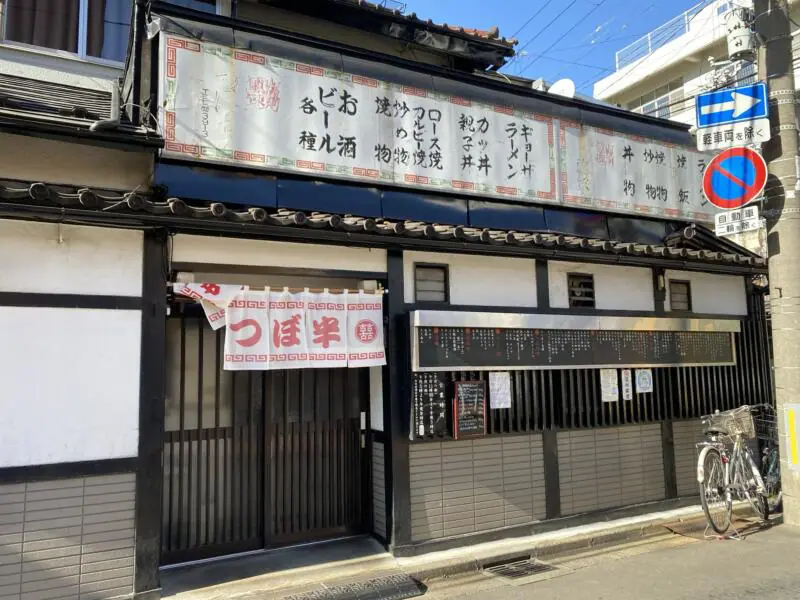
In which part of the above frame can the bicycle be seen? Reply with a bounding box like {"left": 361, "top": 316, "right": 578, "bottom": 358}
{"left": 696, "top": 405, "right": 770, "bottom": 535}
{"left": 753, "top": 404, "right": 782, "bottom": 515}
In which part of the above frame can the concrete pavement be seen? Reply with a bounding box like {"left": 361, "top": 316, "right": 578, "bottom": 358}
{"left": 423, "top": 520, "right": 798, "bottom": 599}
{"left": 161, "top": 503, "right": 757, "bottom": 599}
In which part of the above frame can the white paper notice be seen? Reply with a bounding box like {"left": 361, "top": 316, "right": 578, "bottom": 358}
{"left": 635, "top": 369, "right": 654, "bottom": 394}
{"left": 621, "top": 369, "right": 633, "bottom": 401}
{"left": 600, "top": 369, "right": 619, "bottom": 403}
{"left": 489, "top": 372, "right": 512, "bottom": 409}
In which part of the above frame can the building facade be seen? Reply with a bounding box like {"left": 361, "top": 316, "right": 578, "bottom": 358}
{"left": 0, "top": 1, "right": 774, "bottom": 599}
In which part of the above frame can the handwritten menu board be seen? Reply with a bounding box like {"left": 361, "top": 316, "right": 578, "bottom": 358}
{"left": 453, "top": 380, "right": 487, "bottom": 440}
{"left": 412, "top": 372, "right": 449, "bottom": 439}
{"left": 416, "top": 327, "right": 734, "bottom": 371}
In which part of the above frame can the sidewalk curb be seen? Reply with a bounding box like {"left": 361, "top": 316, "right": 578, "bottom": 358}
{"left": 405, "top": 506, "right": 754, "bottom": 583}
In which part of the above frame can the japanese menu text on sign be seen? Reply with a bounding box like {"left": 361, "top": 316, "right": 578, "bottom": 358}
{"left": 161, "top": 35, "right": 714, "bottom": 222}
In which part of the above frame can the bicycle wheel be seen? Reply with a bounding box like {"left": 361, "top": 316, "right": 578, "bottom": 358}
{"left": 740, "top": 447, "right": 768, "bottom": 521}
{"left": 699, "top": 447, "right": 731, "bottom": 534}
{"left": 762, "top": 445, "right": 783, "bottom": 514}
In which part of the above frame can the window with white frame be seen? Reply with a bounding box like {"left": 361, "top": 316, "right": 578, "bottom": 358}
{"left": 2, "top": 0, "right": 132, "bottom": 63}
{"left": 627, "top": 78, "right": 684, "bottom": 119}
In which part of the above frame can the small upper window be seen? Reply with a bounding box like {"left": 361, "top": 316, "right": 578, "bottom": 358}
{"left": 567, "top": 273, "right": 595, "bottom": 308}
{"left": 717, "top": 3, "right": 729, "bottom": 16}
{"left": 3, "top": 0, "right": 132, "bottom": 63}
{"left": 670, "top": 280, "right": 692, "bottom": 312}
{"left": 415, "top": 264, "right": 448, "bottom": 303}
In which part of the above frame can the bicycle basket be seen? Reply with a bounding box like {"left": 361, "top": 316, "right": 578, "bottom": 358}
{"left": 753, "top": 405, "right": 779, "bottom": 444}
{"left": 704, "top": 406, "right": 755, "bottom": 439}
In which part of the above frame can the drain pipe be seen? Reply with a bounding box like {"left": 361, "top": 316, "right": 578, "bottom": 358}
{"left": 90, "top": 83, "right": 121, "bottom": 132}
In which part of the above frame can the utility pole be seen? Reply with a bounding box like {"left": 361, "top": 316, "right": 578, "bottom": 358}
{"left": 754, "top": 0, "right": 800, "bottom": 526}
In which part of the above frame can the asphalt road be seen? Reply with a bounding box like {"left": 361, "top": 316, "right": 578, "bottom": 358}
{"left": 422, "top": 521, "right": 800, "bottom": 600}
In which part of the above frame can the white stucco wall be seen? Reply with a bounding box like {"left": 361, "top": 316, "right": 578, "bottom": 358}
{"left": 0, "top": 308, "right": 142, "bottom": 468}
{"left": 403, "top": 251, "right": 537, "bottom": 307}
{"left": 0, "top": 221, "right": 143, "bottom": 467}
{"left": 0, "top": 221, "right": 143, "bottom": 295}
{"left": 549, "top": 261, "right": 655, "bottom": 311}
{"left": 0, "top": 133, "right": 151, "bottom": 191}
{"left": 173, "top": 234, "right": 387, "bottom": 274}
{"left": 665, "top": 270, "right": 747, "bottom": 315}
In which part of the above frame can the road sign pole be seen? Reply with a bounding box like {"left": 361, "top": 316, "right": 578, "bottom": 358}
{"left": 755, "top": 0, "right": 800, "bottom": 527}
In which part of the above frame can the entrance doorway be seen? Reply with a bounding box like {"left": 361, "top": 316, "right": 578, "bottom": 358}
{"left": 161, "top": 303, "right": 370, "bottom": 564}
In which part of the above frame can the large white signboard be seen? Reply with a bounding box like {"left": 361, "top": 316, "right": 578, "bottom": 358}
{"left": 160, "top": 35, "right": 714, "bottom": 223}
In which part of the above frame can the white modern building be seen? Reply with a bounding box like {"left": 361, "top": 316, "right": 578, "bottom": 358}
{"left": 593, "top": 0, "right": 800, "bottom": 256}
{"left": 592, "top": 0, "right": 800, "bottom": 126}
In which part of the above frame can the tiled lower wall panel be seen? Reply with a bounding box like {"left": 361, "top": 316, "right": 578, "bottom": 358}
{"left": 673, "top": 420, "right": 705, "bottom": 498}
{"left": 558, "top": 425, "right": 665, "bottom": 516}
{"left": 409, "top": 436, "right": 546, "bottom": 542}
{"left": 0, "top": 473, "right": 136, "bottom": 600}
{"left": 372, "top": 441, "right": 387, "bottom": 539}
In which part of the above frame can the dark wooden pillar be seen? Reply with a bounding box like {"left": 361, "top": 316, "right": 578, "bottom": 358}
{"left": 134, "top": 229, "right": 168, "bottom": 598}
{"left": 385, "top": 249, "right": 412, "bottom": 548}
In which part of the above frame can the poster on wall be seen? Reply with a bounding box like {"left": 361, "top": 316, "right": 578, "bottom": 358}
{"left": 223, "top": 289, "right": 270, "bottom": 370}
{"left": 160, "top": 34, "right": 713, "bottom": 223}
{"left": 346, "top": 291, "right": 386, "bottom": 367}
{"left": 621, "top": 369, "right": 633, "bottom": 401}
{"left": 635, "top": 369, "right": 654, "bottom": 394}
{"left": 453, "top": 380, "right": 487, "bottom": 439}
{"left": 600, "top": 369, "right": 619, "bottom": 403}
{"left": 269, "top": 289, "right": 309, "bottom": 369}
{"left": 306, "top": 290, "right": 348, "bottom": 368}
{"left": 489, "top": 372, "right": 512, "bottom": 409}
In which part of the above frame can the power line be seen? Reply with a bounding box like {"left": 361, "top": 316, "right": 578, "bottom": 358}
{"left": 550, "top": 3, "right": 658, "bottom": 80}
{"left": 506, "top": 0, "right": 580, "bottom": 70}
{"left": 552, "top": 33, "right": 642, "bottom": 52}
{"left": 505, "top": 51, "right": 609, "bottom": 72}
{"left": 507, "top": 0, "right": 557, "bottom": 41}
{"left": 517, "top": 0, "right": 610, "bottom": 76}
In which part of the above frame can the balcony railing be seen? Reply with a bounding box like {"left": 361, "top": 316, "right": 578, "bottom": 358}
{"left": 615, "top": 0, "right": 726, "bottom": 70}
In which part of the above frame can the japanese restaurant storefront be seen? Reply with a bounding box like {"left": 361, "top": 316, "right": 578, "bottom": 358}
{"left": 0, "top": 2, "right": 773, "bottom": 599}
{"left": 134, "top": 0, "right": 772, "bottom": 572}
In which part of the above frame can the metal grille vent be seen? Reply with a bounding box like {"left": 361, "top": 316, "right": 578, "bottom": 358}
{"left": 414, "top": 264, "right": 448, "bottom": 303}
{"left": 0, "top": 73, "right": 112, "bottom": 120}
{"left": 282, "top": 573, "right": 424, "bottom": 600}
{"left": 567, "top": 273, "right": 595, "bottom": 308}
{"left": 484, "top": 558, "right": 555, "bottom": 579}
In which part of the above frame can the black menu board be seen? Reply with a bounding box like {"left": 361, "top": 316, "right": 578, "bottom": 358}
{"left": 453, "top": 380, "right": 486, "bottom": 439}
{"left": 417, "top": 327, "right": 734, "bottom": 371}
{"left": 412, "top": 373, "right": 448, "bottom": 439}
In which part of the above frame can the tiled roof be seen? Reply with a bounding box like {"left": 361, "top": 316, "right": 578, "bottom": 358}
{"left": 0, "top": 180, "right": 766, "bottom": 272}
{"left": 329, "top": 0, "right": 517, "bottom": 47}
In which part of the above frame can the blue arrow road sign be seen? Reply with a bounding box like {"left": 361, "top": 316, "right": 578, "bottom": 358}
{"left": 695, "top": 82, "right": 768, "bottom": 128}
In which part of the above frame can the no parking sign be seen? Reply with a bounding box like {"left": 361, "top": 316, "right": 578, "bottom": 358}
{"left": 702, "top": 146, "right": 767, "bottom": 210}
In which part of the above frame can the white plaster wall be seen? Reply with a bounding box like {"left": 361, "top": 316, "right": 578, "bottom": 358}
{"left": 402, "top": 251, "right": 537, "bottom": 307}
{"left": 665, "top": 270, "right": 747, "bottom": 315}
{"left": 0, "top": 220, "right": 143, "bottom": 296}
{"left": 549, "top": 261, "right": 654, "bottom": 311}
{"left": 173, "top": 235, "right": 387, "bottom": 273}
{"left": 0, "top": 307, "right": 142, "bottom": 467}
{"left": 0, "top": 133, "right": 151, "bottom": 191}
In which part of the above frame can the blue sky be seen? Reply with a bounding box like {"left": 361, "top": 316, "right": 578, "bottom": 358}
{"left": 403, "top": 0, "right": 703, "bottom": 94}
